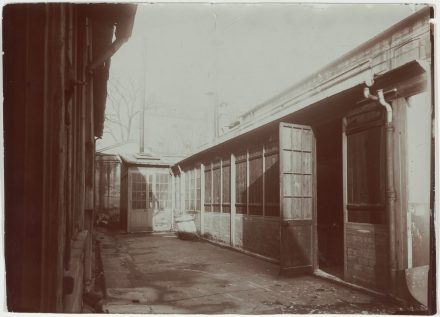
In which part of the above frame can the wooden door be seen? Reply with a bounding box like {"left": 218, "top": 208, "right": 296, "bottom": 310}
{"left": 279, "top": 122, "right": 316, "bottom": 275}
{"left": 128, "top": 170, "right": 153, "bottom": 232}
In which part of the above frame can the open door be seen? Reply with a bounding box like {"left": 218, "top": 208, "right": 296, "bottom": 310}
{"left": 279, "top": 122, "right": 316, "bottom": 275}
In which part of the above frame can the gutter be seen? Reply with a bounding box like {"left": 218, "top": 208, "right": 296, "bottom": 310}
{"left": 87, "top": 39, "right": 127, "bottom": 73}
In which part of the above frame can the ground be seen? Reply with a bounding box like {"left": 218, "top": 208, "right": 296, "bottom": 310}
{"left": 95, "top": 229, "right": 423, "bottom": 314}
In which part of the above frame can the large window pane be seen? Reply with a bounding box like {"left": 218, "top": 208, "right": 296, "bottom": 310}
{"left": 212, "top": 161, "right": 221, "bottom": 212}
{"left": 222, "top": 159, "right": 231, "bottom": 213}
{"left": 235, "top": 151, "right": 247, "bottom": 214}
{"left": 249, "top": 147, "right": 263, "bottom": 215}
{"left": 264, "top": 142, "right": 279, "bottom": 217}
{"left": 131, "top": 172, "right": 146, "bottom": 209}
{"left": 204, "top": 165, "right": 212, "bottom": 212}
{"left": 347, "top": 125, "right": 385, "bottom": 223}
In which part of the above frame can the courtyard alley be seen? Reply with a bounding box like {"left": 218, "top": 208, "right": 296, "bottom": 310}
{"left": 95, "top": 229, "right": 424, "bottom": 314}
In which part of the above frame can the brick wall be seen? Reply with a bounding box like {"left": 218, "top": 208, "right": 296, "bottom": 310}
{"left": 235, "top": 215, "right": 280, "bottom": 260}
{"left": 203, "top": 212, "right": 231, "bottom": 244}
{"left": 345, "top": 223, "right": 388, "bottom": 290}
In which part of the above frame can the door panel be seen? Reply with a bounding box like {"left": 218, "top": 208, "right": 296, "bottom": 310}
{"left": 128, "top": 170, "right": 153, "bottom": 232}
{"left": 279, "top": 122, "right": 316, "bottom": 274}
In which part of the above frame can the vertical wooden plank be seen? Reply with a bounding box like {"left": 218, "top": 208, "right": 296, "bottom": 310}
{"left": 246, "top": 149, "right": 250, "bottom": 215}
{"left": 211, "top": 162, "right": 214, "bottom": 212}
{"left": 201, "top": 164, "right": 205, "bottom": 235}
{"left": 262, "top": 144, "right": 266, "bottom": 216}
{"left": 127, "top": 170, "right": 132, "bottom": 232}
{"left": 171, "top": 172, "right": 175, "bottom": 229}
{"left": 342, "top": 118, "right": 348, "bottom": 280}
{"left": 279, "top": 124, "right": 285, "bottom": 263}
{"left": 230, "top": 153, "right": 236, "bottom": 246}
{"left": 181, "top": 170, "right": 186, "bottom": 215}
{"left": 312, "top": 128, "right": 318, "bottom": 270}
{"left": 220, "top": 159, "right": 223, "bottom": 213}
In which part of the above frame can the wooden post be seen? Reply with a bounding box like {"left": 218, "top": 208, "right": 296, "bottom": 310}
{"left": 342, "top": 118, "right": 348, "bottom": 280}
{"left": 230, "top": 153, "right": 236, "bottom": 247}
{"left": 246, "top": 149, "right": 250, "bottom": 215}
{"left": 171, "top": 172, "right": 175, "bottom": 230}
{"left": 201, "top": 164, "right": 205, "bottom": 235}
{"left": 220, "top": 159, "right": 223, "bottom": 213}
{"left": 262, "top": 144, "right": 266, "bottom": 216}
{"left": 181, "top": 170, "right": 186, "bottom": 215}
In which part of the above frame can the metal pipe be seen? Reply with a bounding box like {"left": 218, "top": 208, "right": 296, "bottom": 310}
{"left": 363, "top": 86, "right": 378, "bottom": 101}
{"left": 377, "top": 89, "right": 397, "bottom": 294}
{"left": 363, "top": 86, "right": 397, "bottom": 295}
{"left": 377, "top": 89, "right": 393, "bottom": 123}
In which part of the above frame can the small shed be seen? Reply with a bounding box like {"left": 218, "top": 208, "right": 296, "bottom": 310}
{"left": 120, "top": 152, "right": 174, "bottom": 232}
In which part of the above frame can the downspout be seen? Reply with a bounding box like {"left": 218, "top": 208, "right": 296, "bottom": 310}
{"left": 378, "top": 89, "right": 397, "bottom": 295}
{"left": 363, "top": 87, "right": 397, "bottom": 295}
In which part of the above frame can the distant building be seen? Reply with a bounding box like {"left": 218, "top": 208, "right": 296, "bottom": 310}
{"left": 119, "top": 152, "right": 177, "bottom": 232}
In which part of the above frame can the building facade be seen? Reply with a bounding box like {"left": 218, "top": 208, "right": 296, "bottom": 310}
{"left": 3, "top": 3, "right": 136, "bottom": 312}
{"left": 172, "top": 7, "right": 434, "bottom": 308}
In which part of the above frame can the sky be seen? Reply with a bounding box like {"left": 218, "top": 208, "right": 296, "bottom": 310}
{"left": 99, "top": 3, "right": 424, "bottom": 154}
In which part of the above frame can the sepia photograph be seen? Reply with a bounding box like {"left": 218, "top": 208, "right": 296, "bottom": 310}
{"left": 2, "top": 1, "right": 436, "bottom": 314}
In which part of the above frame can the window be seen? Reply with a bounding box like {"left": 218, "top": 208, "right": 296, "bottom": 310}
{"left": 148, "top": 174, "right": 154, "bottom": 208}
{"left": 131, "top": 172, "right": 146, "bottom": 209}
{"left": 204, "top": 164, "right": 212, "bottom": 212}
{"left": 346, "top": 106, "right": 386, "bottom": 224}
{"left": 185, "top": 170, "right": 191, "bottom": 210}
{"left": 195, "top": 167, "right": 201, "bottom": 211}
{"left": 185, "top": 168, "right": 200, "bottom": 212}
{"left": 212, "top": 161, "right": 221, "bottom": 212}
{"left": 190, "top": 169, "right": 196, "bottom": 210}
{"left": 156, "top": 173, "right": 171, "bottom": 211}
{"left": 248, "top": 146, "right": 263, "bottom": 215}
{"left": 235, "top": 151, "right": 247, "bottom": 214}
{"left": 222, "top": 159, "right": 231, "bottom": 213}
{"left": 264, "top": 141, "right": 280, "bottom": 216}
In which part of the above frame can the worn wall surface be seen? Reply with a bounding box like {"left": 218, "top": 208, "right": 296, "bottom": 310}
{"left": 345, "top": 224, "right": 388, "bottom": 290}
{"left": 235, "top": 215, "right": 280, "bottom": 260}
{"left": 203, "top": 212, "right": 231, "bottom": 244}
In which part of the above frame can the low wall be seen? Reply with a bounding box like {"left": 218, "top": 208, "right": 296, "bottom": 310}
{"left": 345, "top": 223, "right": 388, "bottom": 290}
{"left": 235, "top": 215, "right": 280, "bottom": 261}
{"left": 203, "top": 212, "right": 231, "bottom": 244}
{"left": 63, "top": 230, "right": 89, "bottom": 313}
{"left": 193, "top": 212, "right": 201, "bottom": 233}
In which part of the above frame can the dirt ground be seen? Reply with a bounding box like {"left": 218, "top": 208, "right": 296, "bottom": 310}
{"left": 95, "top": 229, "right": 425, "bottom": 314}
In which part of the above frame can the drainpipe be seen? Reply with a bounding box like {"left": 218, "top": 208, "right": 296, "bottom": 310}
{"left": 363, "top": 87, "right": 397, "bottom": 295}
{"left": 377, "top": 89, "right": 397, "bottom": 295}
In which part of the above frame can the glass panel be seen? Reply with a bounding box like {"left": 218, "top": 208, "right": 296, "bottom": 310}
{"left": 131, "top": 172, "right": 147, "bottom": 209}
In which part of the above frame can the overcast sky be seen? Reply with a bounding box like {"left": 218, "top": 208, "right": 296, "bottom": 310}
{"left": 101, "top": 3, "right": 424, "bottom": 153}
